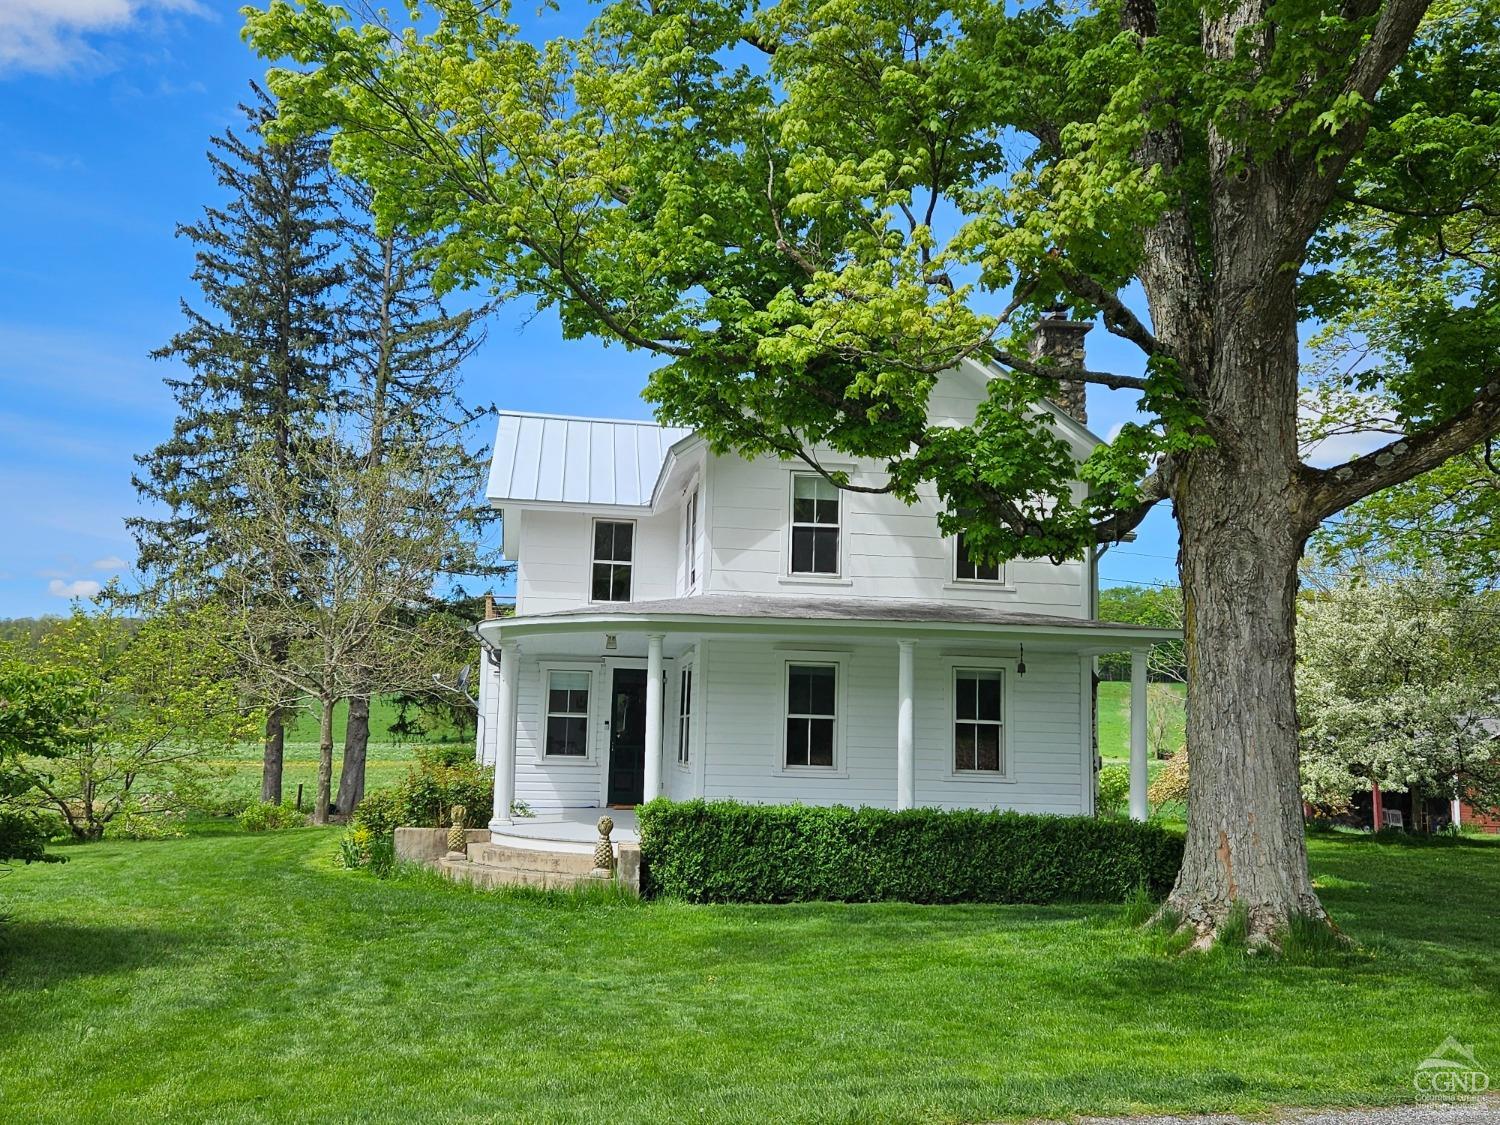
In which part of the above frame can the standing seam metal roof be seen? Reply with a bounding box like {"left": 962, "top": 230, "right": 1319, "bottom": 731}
{"left": 487, "top": 412, "right": 694, "bottom": 507}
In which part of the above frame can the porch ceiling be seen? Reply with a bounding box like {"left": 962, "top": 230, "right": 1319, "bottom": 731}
{"left": 477, "top": 593, "right": 1177, "bottom": 652}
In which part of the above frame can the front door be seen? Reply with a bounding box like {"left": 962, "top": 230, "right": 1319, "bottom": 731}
{"left": 606, "top": 668, "right": 648, "bottom": 806}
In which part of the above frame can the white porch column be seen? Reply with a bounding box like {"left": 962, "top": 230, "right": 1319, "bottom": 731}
{"left": 489, "top": 641, "right": 519, "bottom": 834}
{"left": 896, "top": 639, "right": 916, "bottom": 810}
{"left": 643, "top": 633, "right": 665, "bottom": 802}
{"left": 1129, "top": 647, "right": 1149, "bottom": 822}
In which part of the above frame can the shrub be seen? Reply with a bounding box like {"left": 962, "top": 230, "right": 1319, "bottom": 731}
{"left": 338, "top": 824, "right": 395, "bottom": 876}
{"left": 638, "top": 799, "right": 1184, "bottom": 905}
{"left": 1097, "top": 765, "right": 1131, "bottom": 816}
{"left": 238, "top": 801, "right": 308, "bottom": 832}
{"left": 1149, "top": 748, "right": 1190, "bottom": 806}
{"left": 350, "top": 746, "right": 492, "bottom": 835}
{"left": 115, "top": 806, "right": 187, "bottom": 841}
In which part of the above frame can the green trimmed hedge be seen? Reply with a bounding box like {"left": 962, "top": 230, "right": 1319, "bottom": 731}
{"left": 638, "top": 799, "right": 1183, "bottom": 904}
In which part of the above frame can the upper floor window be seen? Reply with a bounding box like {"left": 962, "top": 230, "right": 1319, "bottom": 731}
{"left": 790, "top": 474, "right": 840, "bottom": 575}
{"left": 785, "top": 662, "right": 837, "bottom": 768}
{"left": 955, "top": 532, "right": 1003, "bottom": 583}
{"left": 676, "top": 663, "right": 694, "bottom": 766}
{"left": 953, "top": 668, "right": 1004, "bottom": 773}
{"left": 592, "top": 519, "right": 634, "bottom": 602}
{"left": 684, "top": 487, "right": 699, "bottom": 591}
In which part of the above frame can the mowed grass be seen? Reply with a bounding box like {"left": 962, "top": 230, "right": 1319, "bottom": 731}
{"left": 1, "top": 830, "right": 1497, "bottom": 1123}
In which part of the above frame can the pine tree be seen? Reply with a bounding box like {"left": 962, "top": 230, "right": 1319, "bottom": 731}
{"left": 333, "top": 185, "right": 505, "bottom": 813}
{"left": 131, "top": 83, "right": 345, "bottom": 804}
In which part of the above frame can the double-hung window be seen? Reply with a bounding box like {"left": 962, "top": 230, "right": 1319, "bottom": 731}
{"left": 592, "top": 520, "right": 634, "bottom": 602}
{"left": 785, "top": 663, "right": 837, "bottom": 768}
{"left": 954, "top": 532, "right": 1003, "bottom": 582}
{"left": 545, "top": 670, "right": 591, "bottom": 758}
{"left": 953, "top": 669, "right": 1004, "bottom": 773}
{"left": 676, "top": 664, "right": 693, "bottom": 766}
{"left": 790, "top": 474, "right": 840, "bottom": 575}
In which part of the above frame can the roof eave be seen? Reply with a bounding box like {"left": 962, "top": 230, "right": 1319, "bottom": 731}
{"left": 478, "top": 610, "right": 1178, "bottom": 650}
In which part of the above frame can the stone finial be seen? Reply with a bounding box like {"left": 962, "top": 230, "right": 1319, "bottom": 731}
{"left": 593, "top": 815, "right": 616, "bottom": 873}
{"left": 447, "top": 805, "right": 468, "bottom": 856}
{"left": 1029, "top": 308, "right": 1091, "bottom": 424}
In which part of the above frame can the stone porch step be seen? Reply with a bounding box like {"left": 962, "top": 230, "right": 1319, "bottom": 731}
{"left": 467, "top": 841, "right": 602, "bottom": 876}
{"left": 438, "top": 856, "right": 613, "bottom": 892}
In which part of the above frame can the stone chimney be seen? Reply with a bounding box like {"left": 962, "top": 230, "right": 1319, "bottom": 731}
{"left": 1029, "top": 307, "right": 1091, "bottom": 424}
{"left": 483, "top": 593, "right": 498, "bottom": 620}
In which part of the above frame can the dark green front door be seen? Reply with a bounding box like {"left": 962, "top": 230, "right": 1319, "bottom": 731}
{"left": 606, "top": 668, "right": 648, "bottom": 806}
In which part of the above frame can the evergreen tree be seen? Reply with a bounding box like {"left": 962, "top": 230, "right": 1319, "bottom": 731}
{"left": 130, "top": 83, "right": 345, "bottom": 804}
{"left": 333, "top": 185, "right": 505, "bottom": 814}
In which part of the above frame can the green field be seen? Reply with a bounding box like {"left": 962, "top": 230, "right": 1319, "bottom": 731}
{"left": 1, "top": 827, "right": 1495, "bottom": 1122}
{"left": 207, "top": 696, "right": 468, "bottom": 808}
{"left": 1096, "top": 678, "right": 1187, "bottom": 767}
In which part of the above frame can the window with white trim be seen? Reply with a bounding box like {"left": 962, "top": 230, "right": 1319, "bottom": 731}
{"left": 785, "top": 663, "right": 837, "bottom": 767}
{"left": 953, "top": 668, "right": 1004, "bottom": 773}
{"left": 676, "top": 663, "right": 693, "bottom": 765}
{"left": 591, "top": 520, "right": 634, "bottom": 602}
{"left": 790, "top": 474, "right": 840, "bottom": 575}
{"left": 954, "top": 532, "right": 1003, "bottom": 582}
{"left": 684, "top": 487, "right": 699, "bottom": 591}
{"left": 544, "top": 669, "right": 591, "bottom": 757}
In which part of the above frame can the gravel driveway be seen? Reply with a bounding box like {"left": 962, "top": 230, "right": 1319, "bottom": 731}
{"left": 1060, "top": 1098, "right": 1500, "bottom": 1124}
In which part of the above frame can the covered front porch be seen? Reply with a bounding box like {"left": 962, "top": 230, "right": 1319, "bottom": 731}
{"left": 476, "top": 594, "right": 1176, "bottom": 840}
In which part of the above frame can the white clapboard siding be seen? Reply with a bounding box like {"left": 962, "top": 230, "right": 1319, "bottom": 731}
{"left": 696, "top": 639, "right": 1086, "bottom": 814}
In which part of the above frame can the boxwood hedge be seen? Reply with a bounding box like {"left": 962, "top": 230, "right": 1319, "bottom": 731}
{"left": 638, "top": 799, "right": 1183, "bottom": 904}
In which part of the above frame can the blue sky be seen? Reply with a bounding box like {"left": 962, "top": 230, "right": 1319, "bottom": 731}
{"left": 0, "top": 0, "right": 1181, "bottom": 619}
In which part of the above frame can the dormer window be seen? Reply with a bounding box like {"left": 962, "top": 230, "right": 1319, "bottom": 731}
{"left": 790, "top": 474, "right": 840, "bottom": 575}
{"left": 954, "top": 532, "right": 1003, "bottom": 583}
{"left": 592, "top": 519, "right": 634, "bottom": 602}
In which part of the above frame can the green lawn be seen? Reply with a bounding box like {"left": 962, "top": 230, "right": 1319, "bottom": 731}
{"left": 2, "top": 829, "right": 1496, "bottom": 1122}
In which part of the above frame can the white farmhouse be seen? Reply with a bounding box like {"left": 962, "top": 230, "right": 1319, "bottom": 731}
{"left": 474, "top": 320, "right": 1173, "bottom": 857}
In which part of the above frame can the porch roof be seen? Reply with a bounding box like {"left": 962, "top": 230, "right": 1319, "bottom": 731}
{"left": 478, "top": 593, "right": 1177, "bottom": 650}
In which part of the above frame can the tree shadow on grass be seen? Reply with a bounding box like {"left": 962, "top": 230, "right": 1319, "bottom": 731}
{"left": 0, "top": 920, "right": 193, "bottom": 992}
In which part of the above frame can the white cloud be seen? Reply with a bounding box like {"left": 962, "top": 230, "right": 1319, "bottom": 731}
{"left": 0, "top": 1, "right": 205, "bottom": 76}
{"left": 92, "top": 554, "right": 129, "bottom": 572}
{"left": 48, "top": 577, "right": 102, "bottom": 599}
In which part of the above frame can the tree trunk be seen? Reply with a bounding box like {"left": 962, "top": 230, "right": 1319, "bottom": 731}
{"left": 261, "top": 706, "right": 285, "bottom": 805}
{"left": 314, "top": 696, "right": 336, "bottom": 826}
{"left": 335, "top": 694, "right": 371, "bottom": 815}
{"left": 1167, "top": 428, "right": 1328, "bottom": 948}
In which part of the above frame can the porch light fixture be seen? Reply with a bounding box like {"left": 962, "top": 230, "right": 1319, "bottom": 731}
{"left": 605, "top": 633, "right": 618, "bottom": 650}
{"left": 1016, "top": 644, "right": 1027, "bottom": 677}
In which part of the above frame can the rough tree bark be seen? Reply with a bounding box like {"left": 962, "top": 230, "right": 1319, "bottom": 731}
{"left": 335, "top": 694, "right": 370, "bottom": 815}
{"left": 314, "top": 696, "right": 336, "bottom": 826}
{"left": 261, "top": 707, "right": 285, "bottom": 806}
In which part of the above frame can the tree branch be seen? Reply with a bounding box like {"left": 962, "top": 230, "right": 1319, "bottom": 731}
{"left": 1091, "top": 468, "right": 1170, "bottom": 543}
{"left": 1300, "top": 377, "right": 1500, "bottom": 527}
{"left": 1290, "top": 0, "right": 1434, "bottom": 244}
{"left": 991, "top": 348, "right": 1150, "bottom": 392}
{"left": 1055, "top": 268, "right": 1168, "bottom": 359}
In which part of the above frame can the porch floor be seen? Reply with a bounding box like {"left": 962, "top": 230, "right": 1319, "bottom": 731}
{"left": 493, "top": 808, "right": 639, "bottom": 854}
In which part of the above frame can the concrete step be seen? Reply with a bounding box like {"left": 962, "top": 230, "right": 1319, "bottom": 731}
{"left": 439, "top": 856, "right": 613, "bottom": 892}
{"left": 467, "top": 842, "right": 602, "bottom": 877}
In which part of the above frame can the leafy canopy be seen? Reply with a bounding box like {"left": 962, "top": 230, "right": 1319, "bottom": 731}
{"left": 244, "top": 0, "right": 1499, "bottom": 565}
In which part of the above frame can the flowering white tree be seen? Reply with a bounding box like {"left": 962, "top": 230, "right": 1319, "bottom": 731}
{"left": 1297, "top": 575, "right": 1500, "bottom": 823}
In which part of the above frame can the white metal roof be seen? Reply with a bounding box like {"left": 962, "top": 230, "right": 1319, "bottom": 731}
{"left": 487, "top": 411, "right": 694, "bottom": 508}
